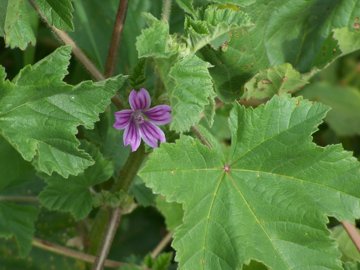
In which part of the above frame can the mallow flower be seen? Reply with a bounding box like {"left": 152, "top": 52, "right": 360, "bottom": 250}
{"left": 113, "top": 88, "right": 171, "bottom": 152}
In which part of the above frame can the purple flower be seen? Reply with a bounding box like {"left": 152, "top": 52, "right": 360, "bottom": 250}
{"left": 113, "top": 88, "right": 171, "bottom": 152}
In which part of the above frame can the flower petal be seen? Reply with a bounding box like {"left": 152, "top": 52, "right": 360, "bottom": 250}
{"left": 144, "top": 105, "right": 172, "bottom": 125}
{"left": 139, "top": 121, "right": 166, "bottom": 149}
{"left": 129, "top": 88, "right": 151, "bottom": 110}
{"left": 113, "top": 109, "right": 133, "bottom": 129}
{"left": 123, "top": 121, "right": 141, "bottom": 152}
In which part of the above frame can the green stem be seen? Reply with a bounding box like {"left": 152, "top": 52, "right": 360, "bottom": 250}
{"left": 113, "top": 143, "right": 146, "bottom": 192}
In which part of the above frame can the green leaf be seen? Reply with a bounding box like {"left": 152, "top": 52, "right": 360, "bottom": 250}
{"left": 39, "top": 142, "right": 114, "bottom": 220}
{"left": 242, "top": 63, "right": 310, "bottom": 101}
{"left": 185, "top": 5, "right": 253, "bottom": 52}
{"left": 0, "top": 203, "right": 38, "bottom": 257}
{"left": 0, "top": 46, "right": 125, "bottom": 177}
{"left": 144, "top": 252, "right": 173, "bottom": 270}
{"left": 136, "top": 14, "right": 175, "bottom": 59}
{"left": 202, "top": 0, "right": 360, "bottom": 101}
{"left": 168, "top": 55, "right": 215, "bottom": 132}
{"left": 0, "top": 0, "right": 37, "bottom": 50}
{"left": 300, "top": 82, "right": 360, "bottom": 136}
{"left": 34, "top": 0, "right": 74, "bottom": 31}
{"left": 140, "top": 95, "right": 360, "bottom": 270}
{"left": 156, "top": 196, "right": 183, "bottom": 231}
{"left": 331, "top": 225, "right": 360, "bottom": 263}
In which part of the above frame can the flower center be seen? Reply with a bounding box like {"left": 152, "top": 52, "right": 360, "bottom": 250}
{"left": 133, "top": 110, "right": 145, "bottom": 124}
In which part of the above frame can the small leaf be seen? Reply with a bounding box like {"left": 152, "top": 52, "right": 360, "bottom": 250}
{"left": 39, "top": 142, "right": 114, "bottom": 220}
{"left": 0, "top": 46, "right": 125, "bottom": 177}
{"left": 185, "top": 5, "right": 253, "bottom": 52}
{"left": 141, "top": 95, "right": 360, "bottom": 270}
{"left": 0, "top": 0, "right": 37, "bottom": 50}
{"left": 242, "top": 63, "right": 310, "bottom": 100}
{"left": 136, "top": 14, "right": 175, "bottom": 59}
{"left": 169, "top": 55, "right": 215, "bottom": 132}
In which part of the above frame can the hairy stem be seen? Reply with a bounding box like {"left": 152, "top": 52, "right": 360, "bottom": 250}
{"left": 92, "top": 208, "right": 122, "bottom": 270}
{"left": 161, "top": 0, "right": 172, "bottom": 22}
{"left": 341, "top": 221, "right": 360, "bottom": 252}
{"left": 32, "top": 238, "right": 125, "bottom": 268}
{"left": 150, "top": 232, "right": 173, "bottom": 258}
{"left": 105, "top": 0, "right": 129, "bottom": 77}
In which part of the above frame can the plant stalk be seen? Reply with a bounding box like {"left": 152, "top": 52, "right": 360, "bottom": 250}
{"left": 104, "top": 0, "right": 129, "bottom": 77}
{"left": 32, "top": 238, "right": 125, "bottom": 268}
{"left": 341, "top": 221, "right": 360, "bottom": 252}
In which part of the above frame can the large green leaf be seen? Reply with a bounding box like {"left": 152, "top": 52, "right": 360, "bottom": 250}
{"left": 39, "top": 142, "right": 114, "bottom": 220}
{"left": 300, "top": 82, "right": 360, "bottom": 136}
{"left": 34, "top": 0, "right": 74, "bottom": 31}
{"left": 0, "top": 0, "right": 37, "bottom": 50}
{"left": 201, "top": 0, "right": 360, "bottom": 101}
{"left": 0, "top": 46, "right": 125, "bottom": 177}
{"left": 140, "top": 95, "right": 360, "bottom": 270}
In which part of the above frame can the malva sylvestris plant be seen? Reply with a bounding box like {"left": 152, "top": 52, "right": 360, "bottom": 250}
{"left": 113, "top": 88, "right": 171, "bottom": 151}
{"left": 0, "top": 1, "right": 360, "bottom": 270}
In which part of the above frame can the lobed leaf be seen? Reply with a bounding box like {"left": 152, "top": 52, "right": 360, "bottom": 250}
{"left": 0, "top": 46, "right": 125, "bottom": 177}
{"left": 140, "top": 95, "right": 360, "bottom": 270}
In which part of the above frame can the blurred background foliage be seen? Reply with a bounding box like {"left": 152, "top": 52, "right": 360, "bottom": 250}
{"left": 0, "top": 0, "right": 359, "bottom": 269}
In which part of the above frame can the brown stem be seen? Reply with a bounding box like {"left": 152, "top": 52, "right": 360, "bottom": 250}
{"left": 150, "top": 232, "right": 172, "bottom": 258}
{"left": 341, "top": 221, "right": 360, "bottom": 252}
{"left": 32, "top": 238, "right": 125, "bottom": 268}
{"left": 92, "top": 208, "right": 122, "bottom": 270}
{"left": 28, "top": 0, "right": 123, "bottom": 109}
{"left": 104, "top": 0, "right": 129, "bottom": 77}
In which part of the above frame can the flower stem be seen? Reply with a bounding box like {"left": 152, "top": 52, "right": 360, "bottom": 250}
{"left": 113, "top": 143, "right": 146, "bottom": 192}
{"left": 104, "top": 0, "right": 129, "bottom": 78}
